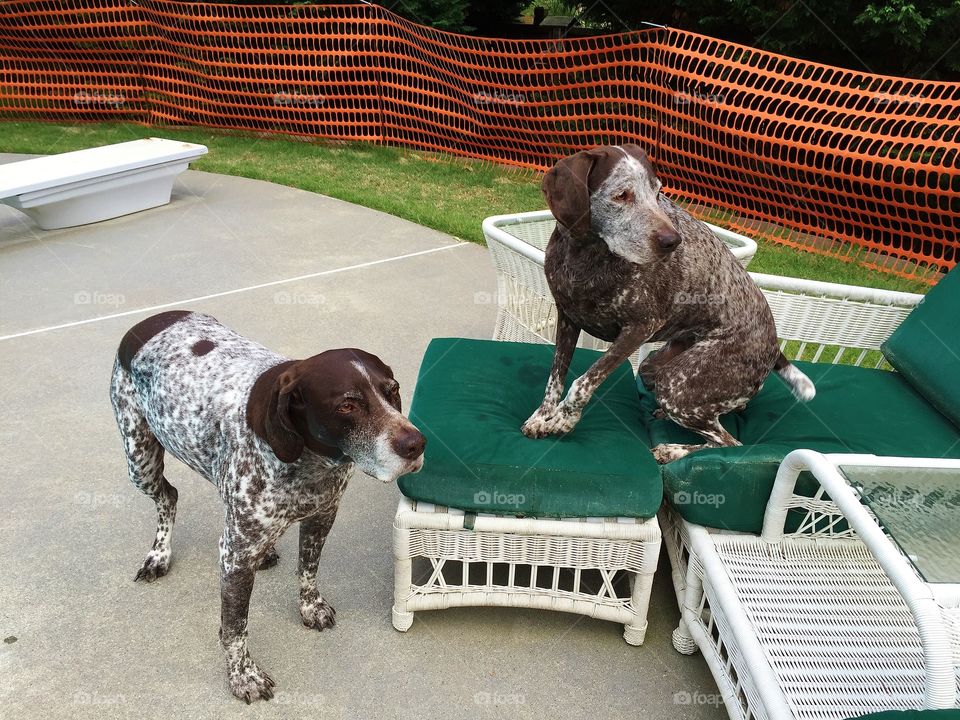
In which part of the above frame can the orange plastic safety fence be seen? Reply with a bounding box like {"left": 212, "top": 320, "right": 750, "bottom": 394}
{"left": 1, "top": 1, "right": 957, "bottom": 279}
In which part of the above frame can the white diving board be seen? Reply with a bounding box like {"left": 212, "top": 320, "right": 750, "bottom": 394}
{"left": 0, "top": 138, "right": 208, "bottom": 230}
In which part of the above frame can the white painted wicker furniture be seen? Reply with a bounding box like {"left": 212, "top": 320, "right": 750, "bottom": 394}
{"left": 392, "top": 211, "right": 757, "bottom": 642}
{"left": 0, "top": 138, "right": 207, "bottom": 229}
{"left": 659, "top": 273, "right": 925, "bottom": 649}
{"left": 392, "top": 496, "right": 661, "bottom": 644}
{"left": 651, "top": 276, "right": 960, "bottom": 720}
{"left": 662, "top": 452, "right": 960, "bottom": 720}
{"left": 480, "top": 211, "right": 960, "bottom": 718}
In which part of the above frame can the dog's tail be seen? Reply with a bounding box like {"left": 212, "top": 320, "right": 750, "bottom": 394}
{"left": 774, "top": 352, "right": 816, "bottom": 402}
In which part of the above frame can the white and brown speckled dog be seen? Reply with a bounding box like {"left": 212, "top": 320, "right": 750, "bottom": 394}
{"left": 521, "top": 145, "right": 815, "bottom": 461}
{"left": 109, "top": 310, "right": 425, "bottom": 703}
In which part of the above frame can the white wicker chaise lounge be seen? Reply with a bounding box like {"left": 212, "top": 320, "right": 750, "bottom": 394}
{"left": 481, "top": 208, "right": 960, "bottom": 719}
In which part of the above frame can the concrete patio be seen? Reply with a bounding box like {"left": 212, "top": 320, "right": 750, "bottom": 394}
{"left": 0, "top": 157, "right": 725, "bottom": 720}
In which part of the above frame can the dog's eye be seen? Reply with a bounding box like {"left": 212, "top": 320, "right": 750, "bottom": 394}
{"left": 613, "top": 189, "right": 634, "bottom": 204}
{"left": 336, "top": 402, "right": 357, "bottom": 414}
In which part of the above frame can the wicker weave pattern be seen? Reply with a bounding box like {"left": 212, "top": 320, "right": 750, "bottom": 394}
{"left": 714, "top": 537, "right": 926, "bottom": 719}
{"left": 661, "top": 508, "right": 937, "bottom": 720}
{"left": 392, "top": 498, "right": 661, "bottom": 644}
{"left": 403, "top": 528, "right": 652, "bottom": 572}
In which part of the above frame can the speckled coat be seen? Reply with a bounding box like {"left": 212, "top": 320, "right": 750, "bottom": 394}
{"left": 521, "top": 145, "right": 815, "bottom": 461}
{"left": 110, "top": 310, "right": 424, "bottom": 703}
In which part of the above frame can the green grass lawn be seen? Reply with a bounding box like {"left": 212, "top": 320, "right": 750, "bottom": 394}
{"left": 0, "top": 121, "right": 929, "bottom": 293}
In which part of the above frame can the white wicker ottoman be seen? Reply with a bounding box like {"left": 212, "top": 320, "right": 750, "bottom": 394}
{"left": 392, "top": 496, "right": 662, "bottom": 644}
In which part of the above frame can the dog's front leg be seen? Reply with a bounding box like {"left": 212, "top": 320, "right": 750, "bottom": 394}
{"left": 298, "top": 512, "right": 338, "bottom": 630}
{"left": 526, "top": 324, "right": 655, "bottom": 438}
{"left": 219, "top": 525, "right": 275, "bottom": 703}
{"left": 522, "top": 311, "right": 581, "bottom": 438}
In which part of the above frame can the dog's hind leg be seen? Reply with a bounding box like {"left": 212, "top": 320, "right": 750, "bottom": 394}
{"left": 110, "top": 360, "right": 178, "bottom": 582}
{"left": 648, "top": 340, "right": 755, "bottom": 464}
{"left": 638, "top": 338, "right": 692, "bottom": 392}
{"left": 651, "top": 416, "right": 739, "bottom": 464}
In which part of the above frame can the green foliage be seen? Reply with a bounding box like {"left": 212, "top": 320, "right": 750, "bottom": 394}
{"left": 465, "top": 0, "right": 528, "bottom": 32}
{"left": 520, "top": 0, "right": 579, "bottom": 17}
{"left": 387, "top": 0, "right": 472, "bottom": 31}
{"left": 578, "top": 0, "right": 960, "bottom": 79}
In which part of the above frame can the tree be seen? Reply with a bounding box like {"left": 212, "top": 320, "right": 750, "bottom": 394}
{"left": 578, "top": 0, "right": 960, "bottom": 80}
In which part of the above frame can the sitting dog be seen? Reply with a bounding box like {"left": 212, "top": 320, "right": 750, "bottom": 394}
{"left": 109, "top": 310, "right": 425, "bottom": 702}
{"left": 521, "top": 145, "right": 815, "bottom": 462}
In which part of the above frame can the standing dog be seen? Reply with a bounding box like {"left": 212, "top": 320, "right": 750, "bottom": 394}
{"left": 521, "top": 145, "right": 814, "bottom": 461}
{"left": 110, "top": 310, "right": 425, "bottom": 702}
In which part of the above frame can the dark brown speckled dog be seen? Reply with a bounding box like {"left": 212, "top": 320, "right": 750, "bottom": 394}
{"left": 110, "top": 311, "right": 425, "bottom": 702}
{"left": 521, "top": 145, "right": 815, "bottom": 461}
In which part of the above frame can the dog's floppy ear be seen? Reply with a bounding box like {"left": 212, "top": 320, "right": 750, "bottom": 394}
{"left": 247, "top": 361, "right": 305, "bottom": 464}
{"left": 541, "top": 149, "right": 599, "bottom": 238}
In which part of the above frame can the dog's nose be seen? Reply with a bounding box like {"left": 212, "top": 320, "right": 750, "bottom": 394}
{"left": 656, "top": 227, "right": 682, "bottom": 252}
{"left": 393, "top": 429, "right": 426, "bottom": 460}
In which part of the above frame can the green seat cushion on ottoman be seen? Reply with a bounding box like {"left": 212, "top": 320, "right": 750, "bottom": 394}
{"left": 638, "top": 361, "right": 960, "bottom": 533}
{"left": 882, "top": 264, "right": 960, "bottom": 427}
{"left": 399, "top": 338, "right": 663, "bottom": 518}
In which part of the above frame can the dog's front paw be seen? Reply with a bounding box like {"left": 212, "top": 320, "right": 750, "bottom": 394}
{"left": 300, "top": 592, "right": 336, "bottom": 631}
{"left": 134, "top": 550, "right": 170, "bottom": 582}
{"left": 651, "top": 443, "right": 694, "bottom": 464}
{"left": 521, "top": 404, "right": 554, "bottom": 438}
{"left": 521, "top": 404, "right": 581, "bottom": 438}
{"left": 228, "top": 655, "right": 275, "bottom": 704}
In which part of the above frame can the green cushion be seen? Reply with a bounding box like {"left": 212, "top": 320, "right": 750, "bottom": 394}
{"left": 638, "top": 361, "right": 960, "bottom": 533}
{"left": 882, "top": 265, "right": 960, "bottom": 427}
{"left": 400, "top": 338, "right": 663, "bottom": 518}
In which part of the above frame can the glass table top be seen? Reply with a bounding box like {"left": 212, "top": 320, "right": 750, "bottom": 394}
{"left": 839, "top": 463, "right": 960, "bottom": 584}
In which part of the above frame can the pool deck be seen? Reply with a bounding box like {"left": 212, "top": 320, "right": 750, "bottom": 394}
{"left": 0, "top": 156, "right": 725, "bottom": 720}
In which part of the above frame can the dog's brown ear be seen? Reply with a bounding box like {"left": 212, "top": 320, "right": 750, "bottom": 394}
{"left": 247, "top": 361, "right": 304, "bottom": 464}
{"left": 541, "top": 149, "right": 599, "bottom": 238}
